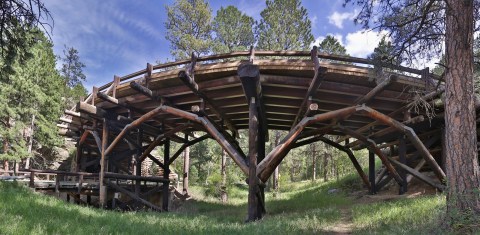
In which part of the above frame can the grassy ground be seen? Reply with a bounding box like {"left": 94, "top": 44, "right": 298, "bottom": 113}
{"left": 0, "top": 175, "right": 447, "bottom": 235}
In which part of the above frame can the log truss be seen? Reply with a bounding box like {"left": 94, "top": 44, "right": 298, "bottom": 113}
{"left": 58, "top": 49, "right": 450, "bottom": 219}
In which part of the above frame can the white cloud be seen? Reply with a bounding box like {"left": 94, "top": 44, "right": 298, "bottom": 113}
{"left": 43, "top": 0, "right": 170, "bottom": 88}
{"left": 328, "top": 10, "right": 357, "bottom": 29}
{"left": 238, "top": 0, "right": 265, "bottom": 20}
{"left": 344, "top": 30, "right": 388, "bottom": 57}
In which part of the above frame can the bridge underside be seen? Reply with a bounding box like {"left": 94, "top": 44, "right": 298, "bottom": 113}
{"left": 59, "top": 49, "right": 458, "bottom": 221}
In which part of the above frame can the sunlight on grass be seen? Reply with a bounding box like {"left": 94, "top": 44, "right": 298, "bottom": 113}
{"left": 0, "top": 180, "right": 349, "bottom": 235}
{"left": 0, "top": 176, "right": 449, "bottom": 235}
{"left": 352, "top": 195, "right": 446, "bottom": 234}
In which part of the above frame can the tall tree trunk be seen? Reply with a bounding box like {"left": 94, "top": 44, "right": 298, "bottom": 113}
{"left": 25, "top": 114, "right": 35, "bottom": 169}
{"left": 182, "top": 145, "right": 190, "bottom": 196}
{"left": 220, "top": 149, "right": 227, "bottom": 203}
{"left": 312, "top": 144, "right": 316, "bottom": 181}
{"left": 272, "top": 131, "right": 281, "bottom": 194}
{"left": 445, "top": 0, "right": 480, "bottom": 219}
{"left": 3, "top": 140, "right": 9, "bottom": 175}
{"left": 323, "top": 152, "right": 329, "bottom": 182}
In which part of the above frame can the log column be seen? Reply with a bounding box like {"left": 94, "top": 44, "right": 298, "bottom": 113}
{"left": 247, "top": 97, "right": 261, "bottom": 221}
{"left": 369, "top": 150, "right": 376, "bottom": 194}
{"left": 162, "top": 137, "right": 170, "bottom": 211}
{"left": 99, "top": 119, "right": 109, "bottom": 208}
{"left": 135, "top": 128, "right": 143, "bottom": 208}
{"left": 183, "top": 134, "right": 190, "bottom": 196}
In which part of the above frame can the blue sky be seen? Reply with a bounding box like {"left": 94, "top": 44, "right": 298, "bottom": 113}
{"left": 43, "top": 0, "right": 426, "bottom": 90}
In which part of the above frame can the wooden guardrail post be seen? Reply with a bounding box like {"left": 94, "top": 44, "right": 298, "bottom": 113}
{"left": 29, "top": 171, "right": 35, "bottom": 188}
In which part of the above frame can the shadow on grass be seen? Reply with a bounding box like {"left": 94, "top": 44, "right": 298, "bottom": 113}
{"left": 0, "top": 180, "right": 356, "bottom": 235}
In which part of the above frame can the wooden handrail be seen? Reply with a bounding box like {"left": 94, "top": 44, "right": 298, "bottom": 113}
{"left": 96, "top": 50, "right": 440, "bottom": 92}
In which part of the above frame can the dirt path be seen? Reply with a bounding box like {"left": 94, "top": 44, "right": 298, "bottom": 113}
{"left": 323, "top": 205, "right": 355, "bottom": 235}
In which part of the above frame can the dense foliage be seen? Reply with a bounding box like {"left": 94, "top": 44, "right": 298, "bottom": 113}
{"left": 0, "top": 30, "right": 63, "bottom": 162}
{"left": 212, "top": 6, "right": 255, "bottom": 53}
{"left": 165, "top": 0, "right": 214, "bottom": 60}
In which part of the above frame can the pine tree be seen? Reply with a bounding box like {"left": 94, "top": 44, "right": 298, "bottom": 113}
{"left": 1, "top": 30, "right": 63, "bottom": 170}
{"left": 0, "top": 0, "right": 52, "bottom": 76}
{"left": 368, "top": 36, "right": 400, "bottom": 65}
{"left": 256, "top": 0, "right": 314, "bottom": 50}
{"left": 59, "top": 46, "right": 87, "bottom": 108}
{"left": 165, "top": 0, "right": 213, "bottom": 60}
{"left": 212, "top": 6, "right": 255, "bottom": 53}
{"left": 318, "top": 35, "right": 347, "bottom": 55}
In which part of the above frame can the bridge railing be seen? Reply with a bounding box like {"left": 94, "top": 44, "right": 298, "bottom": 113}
{"left": 82, "top": 50, "right": 440, "bottom": 105}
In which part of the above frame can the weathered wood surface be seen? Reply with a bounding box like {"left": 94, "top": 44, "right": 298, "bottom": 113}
{"left": 247, "top": 97, "right": 260, "bottom": 221}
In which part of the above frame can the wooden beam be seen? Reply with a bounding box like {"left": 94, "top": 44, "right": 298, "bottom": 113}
{"left": 247, "top": 97, "right": 260, "bottom": 221}
{"left": 77, "top": 102, "right": 108, "bottom": 118}
{"left": 347, "top": 115, "right": 425, "bottom": 149}
{"left": 178, "top": 70, "right": 238, "bottom": 137}
{"left": 138, "top": 123, "right": 191, "bottom": 162}
{"left": 99, "top": 119, "right": 109, "bottom": 208}
{"left": 145, "top": 63, "right": 153, "bottom": 88}
{"left": 158, "top": 105, "right": 249, "bottom": 175}
{"left": 398, "top": 134, "right": 407, "bottom": 194}
{"left": 130, "top": 81, "right": 168, "bottom": 103}
{"left": 104, "top": 181, "right": 162, "bottom": 211}
{"left": 169, "top": 134, "right": 210, "bottom": 164}
{"left": 358, "top": 105, "right": 446, "bottom": 182}
{"left": 104, "top": 105, "right": 166, "bottom": 156}
{"left": 147, "top": 154, "right": 165, "bottom": 170}
{"left": 104, "top": 172, "right": 169, "bottom": 182}
{"left": 355, "top": 75, "right": 397, "bottom": 105}
{"left": 336, "top": 88, "right": 445, "bottom": 144}
{"left": 337, "top": 125, "right": 405, "bottom": 187}
{"left": 238, "top": 63, "right": 268, "bottom": 139}
{"left": 291, "top": 47, "right": 327, "bottom": 127}
{"left": 317, "top": 136, "right": 371, "bottom": 190}
{"left": 162, "top": 137, "right": 170, "bottom": 211}
{"left": 407, "top": 159, "right": 426, "bottom": 183}
{"left": 257, "top": 106, "right": 358, "bottom": 182}
{"left": 387, "top": 158, "right": 444, "bottom": 190}
{"left": 368, "top": 150, "right": 376, "bottom": 194}
{"left": 182, "top": 134, "right": 190, "bottom": 196}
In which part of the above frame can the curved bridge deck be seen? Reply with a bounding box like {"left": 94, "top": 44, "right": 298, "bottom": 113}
{"left": 58, "top": 49, "right": 452, "bottom": 220}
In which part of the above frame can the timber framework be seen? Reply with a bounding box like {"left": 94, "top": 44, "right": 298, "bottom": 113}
{"left": 56, "top": 48, "right": 452, "bottom": 221}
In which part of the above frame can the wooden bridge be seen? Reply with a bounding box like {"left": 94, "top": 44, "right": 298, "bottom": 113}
{"left": 58, "top": 48, "right": 451, "bottom": 221}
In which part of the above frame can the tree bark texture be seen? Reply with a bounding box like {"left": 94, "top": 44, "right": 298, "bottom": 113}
{"left": 445, "top": 0, "right": 480, "bottom": 216}
{"left": 220, "top": 149, "right": 228, "bottom": 203}
{"left": 272, "top": 131, "right": 281, "bottom": 193}
{"left": 183, "top": 145, "right": 190, "bottom": 196}
{"left": 312, "top": 143, "right": 316, "bottom": 181}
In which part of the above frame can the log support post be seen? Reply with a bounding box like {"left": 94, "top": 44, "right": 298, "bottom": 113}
{"left": 247, "top": 97, "right": 263, "bottom": 222}
{"left": 162, "top": 137, "right": 170, "bottom": 211}
{"left": 99, "top": 119, "right": 109, "bottom": 208}
{"left": 238, "top": 63, "right": 267, "bottom": 220}
{"left": 182, "top": 134, "right": 190, "bottom": 196}
{"left": 134, "top": 128, "right": 143, "bottom": 208}
{"left": 369, "top": 150, "right": 376, "bottom": 195}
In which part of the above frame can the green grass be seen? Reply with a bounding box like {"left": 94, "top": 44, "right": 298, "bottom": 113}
{"left": 0, "top": 176, "right": 448, "bottom": 235}
{"left": 352, "top": 195, "right": 446, "bottom": 234}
